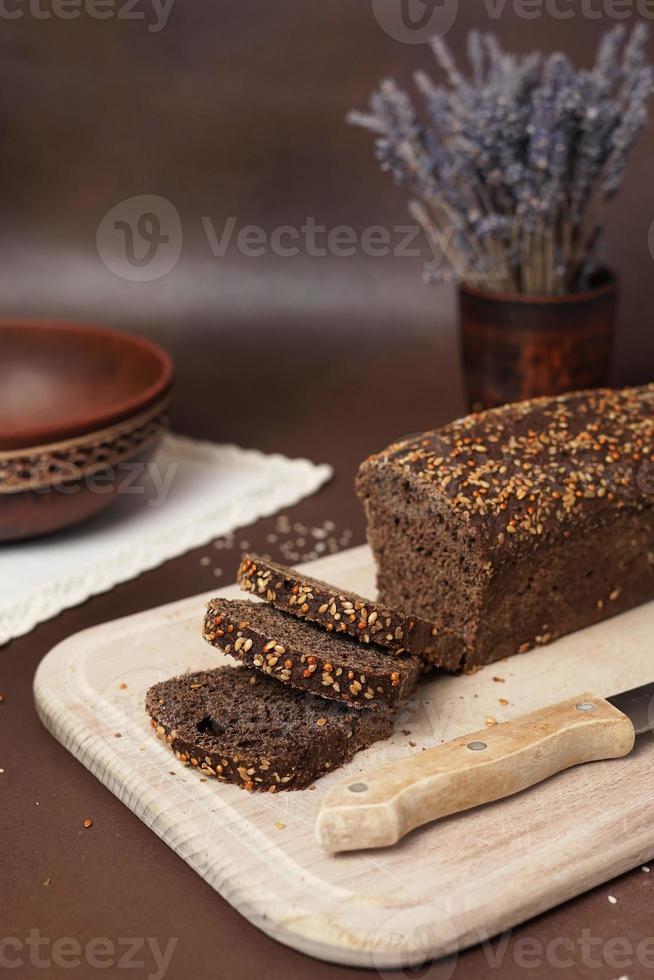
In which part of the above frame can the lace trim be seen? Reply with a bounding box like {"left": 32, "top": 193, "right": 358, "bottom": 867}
{"left": 0, "top": 435, "right": 332, "bottom": 646}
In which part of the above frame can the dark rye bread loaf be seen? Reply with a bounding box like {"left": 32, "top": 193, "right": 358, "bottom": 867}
{"left": 203, "top": 597, "right": 422, "bottom": 708}
{"left": 238, "top": 554, "right": 461, "bottom": 666}
{"left": 145, "top": 665, "right": 394, "bottom": 791}
{"left": 357, "top": 385, "right": 654, "bottom": 670}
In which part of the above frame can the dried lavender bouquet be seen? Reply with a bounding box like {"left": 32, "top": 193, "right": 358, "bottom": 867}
{"left": 349, "top": 26, "right": 653, "bottom": 295}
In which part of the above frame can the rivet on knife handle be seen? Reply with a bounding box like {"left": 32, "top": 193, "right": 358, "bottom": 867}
{"left": 315, "top": 692, "right": 636, "bottom": 854}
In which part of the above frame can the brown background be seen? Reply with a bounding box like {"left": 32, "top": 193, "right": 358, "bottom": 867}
{"left": 2, "top": 2, "right": 654, "bottom": 979}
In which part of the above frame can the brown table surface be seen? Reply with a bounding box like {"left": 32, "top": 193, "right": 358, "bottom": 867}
{"left": 2, "top": 2, "right": 654, "bottom": 976}
{"left": 3, "top": 330, "right": 654, "bottom": 980}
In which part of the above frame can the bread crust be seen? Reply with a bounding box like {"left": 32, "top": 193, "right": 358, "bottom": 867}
{"left": 357, "top": 385, "right": 654, "bottom": 669}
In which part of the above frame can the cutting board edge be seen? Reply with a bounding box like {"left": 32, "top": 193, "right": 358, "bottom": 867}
{"left": 32, "top": 549, "right": 654, "bottom": 969}
{"left": 31, "top": 670, "right": 654, "bottom": 967}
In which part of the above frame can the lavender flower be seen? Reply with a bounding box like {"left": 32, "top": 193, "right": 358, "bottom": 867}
{"left": 348, "top": 27, "right": 653, "bottom": 295}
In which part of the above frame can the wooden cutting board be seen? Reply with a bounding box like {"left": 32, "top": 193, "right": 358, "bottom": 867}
{"left": 34, "top": 546, "right": 654, "bottom": 969}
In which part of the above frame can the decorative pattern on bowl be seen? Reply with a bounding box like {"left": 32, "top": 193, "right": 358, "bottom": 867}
{"left": 0, "top": 398, "right": 170, "bottom": 496}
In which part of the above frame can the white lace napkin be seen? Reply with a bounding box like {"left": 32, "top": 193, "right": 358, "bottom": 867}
{"left": 0, "top": 434, "right": 332, "bottom": 645}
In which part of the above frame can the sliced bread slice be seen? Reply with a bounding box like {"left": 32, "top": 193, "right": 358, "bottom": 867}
{"left": 203, "top": 598, "right": 422, "bottom": 709}
{"left": 145, "top": 665, "right": 394, "bottom": 791}
{"left": 238, "top": 554, "right": 463, "bottom": 668}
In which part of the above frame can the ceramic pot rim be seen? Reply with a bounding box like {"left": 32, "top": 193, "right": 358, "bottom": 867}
{"left": 459, "top": 268, "right": 618, "bottom": 306}
{"left": 0, "top": 319, "right": 174, "bottom": 451}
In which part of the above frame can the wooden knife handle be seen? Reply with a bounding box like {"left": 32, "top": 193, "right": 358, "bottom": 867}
{"left": 316, "top": 692, "right": 635, "bottom": 853}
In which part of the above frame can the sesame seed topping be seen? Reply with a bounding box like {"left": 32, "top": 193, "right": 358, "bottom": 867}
{"left": 370, "top": 386, "right": 653, "bottom": 552}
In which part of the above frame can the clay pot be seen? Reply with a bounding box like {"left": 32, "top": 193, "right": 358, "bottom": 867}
{"left": 459, "top": 270, "right": 617, "bottom": 411}
{"left": 0, "top": 320, "right": 173, "bottom": 541}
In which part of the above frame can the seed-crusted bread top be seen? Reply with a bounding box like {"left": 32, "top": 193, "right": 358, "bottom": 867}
{"left": 238, "top": 554, "right": 461, "bottom": 665}
{"left": 203, "top": 598, "right": 422, "bottom": 709}
{"left": 146, "top": 665, "right": 394, "bottom": 792}
{"left": 357, "top": 385, "right": 654, "bottom": 559}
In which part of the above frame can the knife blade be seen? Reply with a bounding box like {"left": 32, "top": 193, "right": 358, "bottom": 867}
{"left": 316, "top": 686, "right": 652, "bottom": 853}
{"left": 607, "top": 681, "right": 654, "bottom": 734}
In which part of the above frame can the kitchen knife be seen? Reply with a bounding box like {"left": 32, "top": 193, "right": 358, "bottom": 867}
{"left": 316, "top": 685, "right": 653, "bottom": 853}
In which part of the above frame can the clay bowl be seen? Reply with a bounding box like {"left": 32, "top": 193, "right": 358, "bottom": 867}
{"left": 0, "top": 320, "right": 173, "bottom": 542}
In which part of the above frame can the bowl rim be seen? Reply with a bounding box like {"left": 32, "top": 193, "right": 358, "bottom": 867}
{"left": 458, "top": 267, "right": 618, "bottom": 306}
{"left": 0, "top": 319, "right": 174, "bottom": 450}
